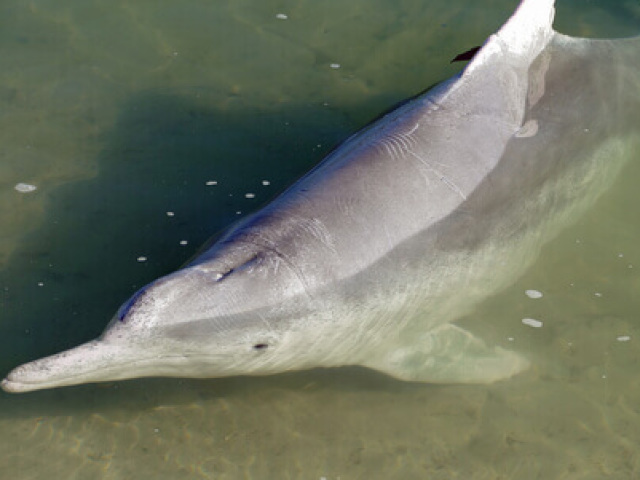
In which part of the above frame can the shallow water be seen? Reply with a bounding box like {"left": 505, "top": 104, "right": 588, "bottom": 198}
{"left": 1, "top": 0, "right": 639, "bottom": 478}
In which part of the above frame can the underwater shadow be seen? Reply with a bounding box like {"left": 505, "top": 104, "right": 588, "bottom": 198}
{"left": 0, "top": 365, "right": 441, "bottom": 420}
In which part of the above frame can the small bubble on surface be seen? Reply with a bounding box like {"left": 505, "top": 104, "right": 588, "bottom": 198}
{"left": 206, "top": 180, "right": 218, "bottom": 186}
{"left": 330, "top": 63, "right": 341, "bottom": 69}
{"left": 262, "top": 180, "right": 270, "bottom": 186}
{"left": 276, "top": 13, "right": 288, "bottom": 20}
{"left": 166, "top": 211, "right": 175, "bottom": 217}
{"left": 522, "top": 318, "right": 543, "bottom": 328}
{"left": 245, "top": 193, "right": 255, "bottom": 199}
{"left": 525, "top": 289, "right": 543, "bottom": 299}
{"left": 137, "top": 256, "right": 147, "bottom": 262}
{"left": 179, "top": 240, "right": 188, "bottom": 246}
{"left": 14, "top": 183, "right": 37, "bottom": 193}
{"left": 617, "top": 335, "right": 631, "bottom": 342}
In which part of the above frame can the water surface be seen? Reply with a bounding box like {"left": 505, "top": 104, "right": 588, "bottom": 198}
{"left": 1, "top": 0, "right": 639, "bottom": 478}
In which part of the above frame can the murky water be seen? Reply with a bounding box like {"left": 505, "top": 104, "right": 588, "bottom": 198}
{"left": 1, "top": 0, "right": 639, "bottom": 478}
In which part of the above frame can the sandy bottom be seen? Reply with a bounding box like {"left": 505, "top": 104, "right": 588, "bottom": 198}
{"left": 1, "top": 0, "right": 640, "bottom": 478}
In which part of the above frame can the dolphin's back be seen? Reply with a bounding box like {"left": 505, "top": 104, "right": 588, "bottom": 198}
{"left": 188, "top": 0, "right": 559, "bottom": 295}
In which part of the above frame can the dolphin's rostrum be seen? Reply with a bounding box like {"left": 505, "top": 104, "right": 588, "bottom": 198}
{"left": 3, "top": 0, "right": 639, "bottom": 392}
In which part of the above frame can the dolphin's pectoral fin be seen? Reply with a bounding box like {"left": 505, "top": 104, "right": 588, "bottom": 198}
{"left": 365, "top": 324, "right": 529, "bottom": 384}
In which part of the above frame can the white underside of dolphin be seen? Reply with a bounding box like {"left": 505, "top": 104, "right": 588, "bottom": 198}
{"left": 3, "top": 0, "right": 639, "bottom": 393}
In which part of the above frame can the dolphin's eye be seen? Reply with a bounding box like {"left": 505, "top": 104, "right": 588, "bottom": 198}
{"left": 253, "top": 343, "right": 269, "bottom": 351}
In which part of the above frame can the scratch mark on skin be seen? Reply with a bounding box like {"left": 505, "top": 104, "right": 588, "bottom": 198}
{"left": 255, "top": 243, "right": 314, "bottom": 300}
{"left": 406, "top": 123, "right": 420, "bottom": 135}
{"left": 374, "top": 123, "right": 420, "bottom": 159}
{"left": 383, "top": 137, "right": 403, "bottom": 159}
{"left": 232, "top": 219, "right": 337, "bottom": 301}
{"left": 440, "top": 176, "right": 468, "bottom": 200}
{"left": 256, "top": 312, "right": 276, "bottom": 338}
{"left": 408, "top": 151, "right": 467, "bottom": 200}
{"left": 382, "top": 222, "right": 394, "bottom": 251}
{"left": 371, "top": 120, "right": 467, "bottom": 200}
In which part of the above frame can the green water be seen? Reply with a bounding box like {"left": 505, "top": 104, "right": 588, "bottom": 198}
{"left": 1, "top": 0, "right": 639, "bottom": 478}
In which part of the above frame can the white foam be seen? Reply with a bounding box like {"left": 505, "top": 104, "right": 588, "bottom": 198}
{"left": 525, "top": 289, "right": 543, "bottom": 299}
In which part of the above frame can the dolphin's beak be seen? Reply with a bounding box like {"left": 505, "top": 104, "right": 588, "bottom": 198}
{"left": 1, "top": 340, "right": 131, "bottom": 393}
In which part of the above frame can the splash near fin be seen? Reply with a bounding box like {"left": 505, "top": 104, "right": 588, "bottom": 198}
{"left": 365, "top": 324, "right": 529, "bottom": 384}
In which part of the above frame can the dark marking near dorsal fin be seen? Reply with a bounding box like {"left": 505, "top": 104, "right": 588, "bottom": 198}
{"left": 216, "top": 268, "right": 235, "bottom": 282}
{"left": 451, "top": 46, "right": 481, "bottom": 63}
{"left": 118, "top": 287, "right": 147, "bottom": 322}
{"left": 215, "top": 254, "right": 262, "bottom": 282}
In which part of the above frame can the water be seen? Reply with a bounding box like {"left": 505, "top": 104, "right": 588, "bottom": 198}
{"left": 1, "top": 0, "right": 639, "bottom": 478}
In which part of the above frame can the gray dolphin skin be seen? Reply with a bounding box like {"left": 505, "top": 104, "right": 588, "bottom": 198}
{"left": 3, "top": 0, "right": 639, "bottom": 393}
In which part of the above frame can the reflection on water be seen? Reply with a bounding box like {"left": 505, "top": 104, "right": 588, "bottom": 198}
{"left": 1, "top": 0, "right": 639, "bottom": 478}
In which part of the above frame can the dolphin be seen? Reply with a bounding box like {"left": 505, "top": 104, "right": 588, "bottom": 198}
{"left": 3, "top": 0, "right": 639, "bottom": 393}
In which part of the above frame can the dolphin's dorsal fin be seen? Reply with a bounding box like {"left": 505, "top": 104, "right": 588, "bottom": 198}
{"left": 465, "top": 0, "right": 556, "bottom": 76}
{"left": 495, "top": 0, "right": 555, "bottom": 54}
